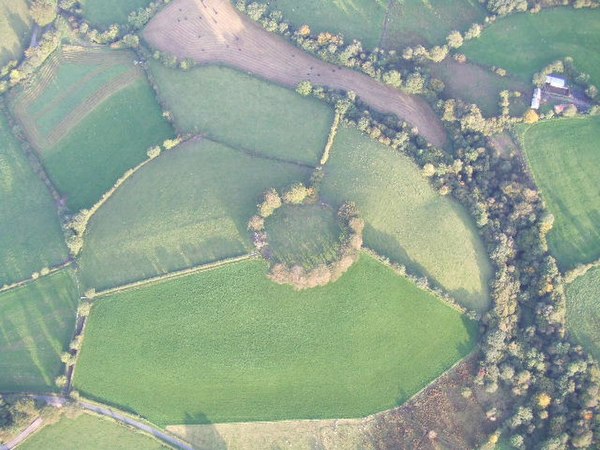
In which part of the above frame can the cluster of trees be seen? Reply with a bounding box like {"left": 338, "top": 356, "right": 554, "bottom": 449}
{"left": 249, "top": 186, "right": 364, "bottom": 290}
{"left": 303, "top": 77, "right": 599, "bottom": 446}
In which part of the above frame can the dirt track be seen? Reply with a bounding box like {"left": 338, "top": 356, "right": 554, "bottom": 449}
{"left": 143, "top": 0, "right": 447, "bottom": 147}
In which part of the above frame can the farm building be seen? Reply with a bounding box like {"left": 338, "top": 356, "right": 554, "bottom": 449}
{"left": 531, "top": 87, "right": 541, "bottom": 109}
{"left": 545, "top": 75, "right": 570, "bottom": 95}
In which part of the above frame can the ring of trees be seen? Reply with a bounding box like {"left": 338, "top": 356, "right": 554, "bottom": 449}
{"left": 248, "top": 184, "right": 364, "bottom": 290}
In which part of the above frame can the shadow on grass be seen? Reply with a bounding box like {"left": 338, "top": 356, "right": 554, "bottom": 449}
{"left": 178, "top": 412, "right": 227, "bottom": 450}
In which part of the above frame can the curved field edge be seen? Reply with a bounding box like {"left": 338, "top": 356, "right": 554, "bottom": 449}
{"left": 0, "top": 269, "right": 78, "bottom": 392}
{"left": 77, "top": 138, "right": 312, "bottom": 290}
{"left": 516, "top": 116, "right": 600, "bottom": 270}
{"left": 0, "top": 111, "right": 68, "bottom": 286}
{"left": 142, "top": 0, "right": 447, "bottom": 147}
{"left": 321, "top": 125, "right": 491, "bottom": 312}
{"left": 566, "top": 267, "right": 600, "bottom": 362}
{"left": 462, "top": 8, "right": 600, "bottom": 86}
{"left": 73, "top": 254, "right": 478, "bottom": 426}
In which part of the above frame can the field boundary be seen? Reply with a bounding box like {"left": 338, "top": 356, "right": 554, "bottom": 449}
{"left": 0, "top": 261, "right": 73, "bottom": 296}
{"left": 92, "top": 253, "right": 257, "bottom": 299}
{"left": 361, "top": 248, "right": 472, "bottom": 315}
{"left": 319, "top": 110, "right": 341, "bottom": 166}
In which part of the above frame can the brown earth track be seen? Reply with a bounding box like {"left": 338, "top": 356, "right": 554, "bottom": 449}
{"left": 143, "top": 0, "right": 447, "bottom": 147}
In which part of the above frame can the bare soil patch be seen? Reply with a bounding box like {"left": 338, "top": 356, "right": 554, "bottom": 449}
{"left": 143, "top": 0, "right": 447, "bottom": 147}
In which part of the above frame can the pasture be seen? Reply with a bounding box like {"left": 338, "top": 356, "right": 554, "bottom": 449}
{"left": 148, "top": 61, "right": 333, "bottom": 166}
{"left": 0, "top": 270, "right": 78, "bottom": 392}
{"left": 429, "top": 60, "right": 529, "bottom": 117}
{"left": 517, "top": 116, "right": 600, "bottom": 270}
{"left": 566, "top": 267, "right": 600, "bottom": 362}
{"left": 265, "top": 204, "right": 342, "bottom": 269}
{"left": 74, "top": 254, "right": 477, "bottom": 426}
{"left": 263, "top": 0, "right": 388, "bottom": 49}
{"left": 78, "top": 139, "right": 311, "bottom": 290}
{"left": 381, "top": 0, "right": 486, "bottom": 48}
{"left": 10, "top": 46, "right": 174, "bottom": 210}
{"left": 0, "top": 0, "right": 32, "bottom": 67}
{"left": 79, "top": 0, "right": 154, "bottom": 28}
{"left": 19, "top": 411, "right": 167, "bottom": 450}
{"left": 320, "top": 126, "right": 491, "bottom": 312}
{"left": 0, "top": 112, "right": 67, "bottom": 286}
{"left": 462, "top": 8, "right": 600, "bottom": 86}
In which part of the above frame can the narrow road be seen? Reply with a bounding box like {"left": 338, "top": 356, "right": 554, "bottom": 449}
{"left": 3, "top": 395, "right": 194, "bottom": 450}
{"left": 1, "top": 418, "right": 43, "bottom": 450}
{"left": 78, "top": 401, "right": 195, "bottom": 450}
{"left": 144, "top": 0, "right": 447, "bottom": 147}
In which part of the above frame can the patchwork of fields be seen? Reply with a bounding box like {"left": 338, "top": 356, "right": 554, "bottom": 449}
{"left": 0, "top": 0, "right": 32, "bottom": 67}
{"left": 74, "top": 255, "right": 477, "bottom": 426}
{"left": 78, "top": 138, "right": 312, "bottom": 290}
{"left": 463, "top": 8, "right": 600, "bottom": 86}
{"left": 19, "top": 411, "right": 167, "bottom": 450}
{"left": 320, "top": 126, "right": 491, "bottom": 312}
{"left": 10, "top": 46, "right": 174, "bottom": 210}
{"left": 566, "top": 268, "right": 600, "bottom": 363}
{"left": 0, "top": 112, "right": 67, "bottom": 286}
{"left": 0, "top": 270, "right": 78, "bottom": 392}
{"left": 518, "top": 116, "right": 600, "bottom": 270}
{"left": 148, "top": 61, "right": 333, "bottom": 165}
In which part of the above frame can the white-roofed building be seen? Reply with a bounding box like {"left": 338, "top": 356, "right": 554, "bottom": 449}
{"left": 531, "top": 87, "right": 541, "bottom": 109}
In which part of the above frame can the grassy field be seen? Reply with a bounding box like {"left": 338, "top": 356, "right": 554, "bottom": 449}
{"left": 148, "top": 61, "right": 332, "bottom": 166}
{"left": 463, "top": 8, "right": 600, "bottom": 86}
{"left": 74, "top": 254, "right": 477, "bottom": 426}
{"left": 429, "top": 60, "right": 529, "bottom": 117}
{"left": 19, "top": 411, "right": 167, "bottom": 450}
{"left": 517, "top": 116, "right": 600, "bottom": 270}
{"left": 0, "top": 270, "right": 78, "bottom": 392}
{"left": 0, "top": 0, "right": 32, "bottom": 67}
{"left": 78, "top": 139, "right": 311, "bottom": 290}
{"left": 265, "top": 204, "right": 342, "bottom": 268}
{"left": 382, "top": 0, "right": 486, "bottom": 48}
{"left": 263, "top": 0, "right": 388, "bottom": 49}
{"left": 566, "top": 267, "right": 600, "bottom": 363}
{"left": 10, "top": 46, "right": 174, "bottom": 210}
{"left": 0, "top": 112, "right": 67, "bottom": 286}
{"left": 80, "top": 0, "right": 154, "bottom": 28}
{"left": 320, "top": 126, "right": 491, "bottom": 312}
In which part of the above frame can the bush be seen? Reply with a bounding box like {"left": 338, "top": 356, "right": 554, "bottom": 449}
{"left": 282, "top": 183, "right": 310, "bottom": 204}
{"left": 30, "top": 0, "right": 57, "bottom": 26}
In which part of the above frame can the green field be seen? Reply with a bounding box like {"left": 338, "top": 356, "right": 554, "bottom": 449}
{"left": 20, "top": 412, "right": 167, "bottom": 450}
{"left": 518, "top": 116, "right": 600, "bottom": 270}
{"left": 0, "top": 0, "right": 32, "bottom": 67}
{"left": 0, "top": 270, "right": 78, "bottom": 392}
{"left": 78, "top": 139, "right": 311, "bottom": 290}
{"left": 148, "top": 61, "right": 333, "bottom": 166}
{"left": 429, "top": 60, "right": 529, "bottom": 117}
{"left": 566, "top": 267, "right": 600, "bottom": 362}
{"left": 320, "top": 126, "right": 491, "bottom": 312}
{"left": 263, "top": 0, "right": 388, "bottom": 49}
{"left": 80, "top": 0, "right": 154, "bottom": 28}
{"left": 0, "top": 112, "right": 67, "bottom": 286}
{"left": 10, "top": 46, "right": 174, "bottom": 210}
{"left": 463, "top": 8, "right": 600, "bottom": 86}
{"left": 74, "top": 255, "right": 477, "bottom": 426}
{"left": 382, "top": 0, "right": 486, "bottom": 48}
{"left": 265, "top": 204, "right": 342, "bottom": 268}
